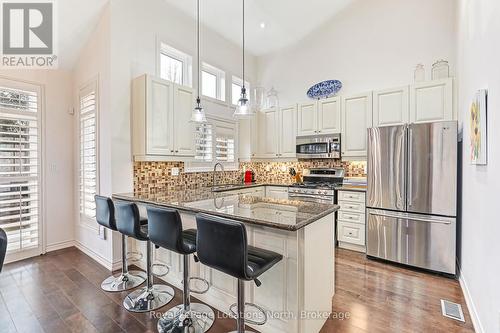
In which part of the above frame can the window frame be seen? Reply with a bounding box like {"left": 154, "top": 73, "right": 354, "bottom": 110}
{"left": 158, "top": 42, "right": 193, "bottom": 87}
{"left": 186, "top": 115, "right": 238, "bottom": 172}
{"left": 231, "top": 75, "right": 250, "bottom": 106}
{"left": 201, "top": 62, "right": 226, "bottom": 103}
{"left": 0, "top": 76, "right": 44, "bottom": 263}
{"left": 78, "top": 79, "right": 100, "bottom": 227}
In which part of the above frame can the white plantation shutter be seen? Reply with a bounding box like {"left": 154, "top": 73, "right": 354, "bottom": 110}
{"left": 79, "top": 83, "right": 98, "bottom": 221}
{"left": 194, "top": 123, "right": 213, "bottom": 162}
{"left": 215, "top": 123, "right": 235, "bottom": 163}
{"left": 0, "top": 80, "right": 42, "bottom": 256}
{"left": 190, "top": 118, "right": 237, "bottom": 170}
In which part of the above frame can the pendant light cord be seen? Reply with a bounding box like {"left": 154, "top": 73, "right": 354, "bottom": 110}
{"left": 242, "top": 0, "right": 245, "bottom": 89}
{"left": 197, "top": 0, "right": 201, "bottom": 101}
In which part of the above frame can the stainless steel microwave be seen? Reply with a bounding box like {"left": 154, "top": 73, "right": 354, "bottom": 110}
{"left": 296, "top": 134, "right": 341, "bottom": 159}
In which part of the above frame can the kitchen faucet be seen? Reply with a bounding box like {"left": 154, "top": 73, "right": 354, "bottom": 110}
{"left": 212, "top": 162, "right": 224, "bottom": 191}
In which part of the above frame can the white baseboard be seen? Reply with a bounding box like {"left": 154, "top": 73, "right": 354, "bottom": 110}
{"left": 74, "top": 240, "right": 113, "bottom": 272}
{"left": 458, "top": 263, "right": 484, "bottom": 333}
{"left": 45, "top": 240, "right": 75, "bottom": 253}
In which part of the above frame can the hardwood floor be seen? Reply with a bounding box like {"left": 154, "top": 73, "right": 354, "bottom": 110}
{"left": 0, "top": 247, "right": 474, "bottom": 333}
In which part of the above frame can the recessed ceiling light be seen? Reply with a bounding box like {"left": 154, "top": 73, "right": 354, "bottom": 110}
{"left": 260, "top": 22, "right": 266, "bottom": 29}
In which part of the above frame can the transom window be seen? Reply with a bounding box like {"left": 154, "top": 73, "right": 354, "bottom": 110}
{"left": 201, "top": 63, "right": 225, "bottom": 102}
{"left": 232, "top": 76, "right": 250, "bottom": 105}
{"left": 159, "top": 43, "right": 192, "bottom": 87}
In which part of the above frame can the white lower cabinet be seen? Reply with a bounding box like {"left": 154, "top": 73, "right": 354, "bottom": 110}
{"left": 265, "top": 186, "right": 289, "bottom": 200}
{"left": 132, "top": 211, "right": 336, "bottom": 333}
{"left": 337, "top": 190, "right": 366, "bottom": 252}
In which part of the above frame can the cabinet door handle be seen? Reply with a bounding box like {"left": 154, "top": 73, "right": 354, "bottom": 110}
{"left": 175, "top": 150, "right": 179, "bottom": 153}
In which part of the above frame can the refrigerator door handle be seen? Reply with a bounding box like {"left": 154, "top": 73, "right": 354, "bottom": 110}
{"left": 407, "top": 127, "right": 413, "bottom": 207}
{"left": 368, "top": 210, "right": 452, "bottom": 225}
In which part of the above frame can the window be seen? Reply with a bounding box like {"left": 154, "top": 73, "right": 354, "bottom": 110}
{"left": 194, "top": 123, "right": 213, "bottom": 162}
{"left": 232, "top": 76, "right": 250, "bottom": 105}
{"left": 189, "top": 117, "right": 237, "bottom": 171}
{"left": 201, "top": 63, "right": 226, "bottom": 102}
{"left": 79, "top": 82, "right": 98, "bottom": 221}
{"left": 0, "top": 79, "right": 42, "bottom": 258}
{"left": 215, "top": 123, "right": 235, "bottom": 163}
{"left": 159, "top": 43, "right": 192, "bottom": 86}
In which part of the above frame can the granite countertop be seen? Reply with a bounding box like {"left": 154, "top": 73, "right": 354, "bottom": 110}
{"left": 335, "top": 184, "right": 367, "bottom": 192}
{"left": 112, "top": 186, "right": 338, "bottom": 231}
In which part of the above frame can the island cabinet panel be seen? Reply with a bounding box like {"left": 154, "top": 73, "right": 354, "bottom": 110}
{"left": 131, "top": 210, "right": 336, "bottom": 333}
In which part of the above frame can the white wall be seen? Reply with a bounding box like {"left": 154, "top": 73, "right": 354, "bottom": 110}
{"left": 72, "top": 3, "right": 116, "bottom": 268}
{"left": 257, "top": 0, "right": 457, "bottom": 105}
{"left": 456, "top": 0, "right": 500, "bottom": 332}
{"left": 0, "top": 69, "right": 74, "bottom": 251}
{"left": 108, "top": 0, "right": 258, "bottom": 193}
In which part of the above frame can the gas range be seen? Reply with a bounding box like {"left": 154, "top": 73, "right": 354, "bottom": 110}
{"left": 288, "top": 168, "right": 345, "bottom": 204}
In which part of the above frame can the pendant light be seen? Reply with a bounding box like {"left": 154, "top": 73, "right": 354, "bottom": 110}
{"left": 191, "top": 0, "right": 207, "bottom": 123}
{"left": 234, "top": 0, "right": 255, "bottom": 118}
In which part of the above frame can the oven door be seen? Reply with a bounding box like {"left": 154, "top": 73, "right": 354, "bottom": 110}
{"left": 288, "top": 193, "right": 334, "bottom": 204}
{"left": 296, "top": 142, "right": 331, "bottom": 159}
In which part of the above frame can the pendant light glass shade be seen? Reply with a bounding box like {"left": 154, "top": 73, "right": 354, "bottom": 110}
{"left": 191, "top": 97, "right": 207, "bottom": 123}
{"left": 234, "top": 86, "right": 254, "bottom": 118}
{"left": 233, "top": 0, "right": 254, "bottom": 118}
{"left": 191, "top": 0, "right": 207, "bottom": 123}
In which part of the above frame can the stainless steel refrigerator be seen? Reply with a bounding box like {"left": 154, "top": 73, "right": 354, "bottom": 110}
{"left": 366, "top": 121, "right": 457, "bottom": 275}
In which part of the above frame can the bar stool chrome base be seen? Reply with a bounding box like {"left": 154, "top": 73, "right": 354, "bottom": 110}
{"left": 123, "top": 284, "right": 174, "bottom": 313}
{"left": 101, "top": 270, "right": 147, "bottom": 292}
{"left": 157, "top": 303, "right": 215, "bottom": 333}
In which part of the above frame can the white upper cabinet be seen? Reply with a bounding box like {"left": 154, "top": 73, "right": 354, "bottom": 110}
{"left": 132, "top": 74, "right": 195, "bottom": 158}
{"left": 279, "top": 105, "right": 297, "bottom": 157}
{"left": 173, "top": 85, "right": 195, "bottom": 156}
{"left": 257, "top": 108, "right": 279, "bottom": 158}
{"left": 297, "top": 97, "right": 341, "bottom": 136}
{"left": 318, "top": 97, "right": 341, "bottom": 134}
{"left": 145, "top": 76, "right": 174, "bottom": 155}
{"left": 341, "top": 92, "right": 373, "bottom": 158}
{"left": 297, "top": 101, "right": 317, "bottom": 136}
{"left": 373, "top": 86, "right": 409, "bottom": 127}
{"left": 256, "top": 106, "right": 296, "bottom": 159}
{"left": 410, "top": 78, "right": 453, "bottom": 124}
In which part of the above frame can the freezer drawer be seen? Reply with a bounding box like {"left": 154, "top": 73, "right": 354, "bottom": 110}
{"left": 366, "top": 209, "right": 456, "bottom": 274}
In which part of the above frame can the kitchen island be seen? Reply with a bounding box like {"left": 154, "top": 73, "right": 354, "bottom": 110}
{"left": 113, "top": 187, "right": 338, "bottom": 333}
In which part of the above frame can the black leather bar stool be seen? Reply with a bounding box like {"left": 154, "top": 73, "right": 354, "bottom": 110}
{"left": 115, "top": 201, "right": 175, "bottom": 312}
{"left": 0, "top": 227, "right": 7, "bottom": 273}
{"left": 147, "top": 206, "right": 215, "bottom": 333}
{"left": 195, "top": 214, "right": 283, "bottom": 333}
{"left": 95, "top": 195, "right": 146, "bottom": 291}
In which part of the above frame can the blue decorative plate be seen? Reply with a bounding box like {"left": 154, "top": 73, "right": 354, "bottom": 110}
{"left": 307, "top": 80, "right": 342, "bottom": 99}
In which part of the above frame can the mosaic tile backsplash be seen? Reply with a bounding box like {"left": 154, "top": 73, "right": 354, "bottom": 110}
{"left": 134, "top": 160, "right": 367, "bottom": 194}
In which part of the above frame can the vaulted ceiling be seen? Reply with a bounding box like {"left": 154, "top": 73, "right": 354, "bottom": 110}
{"left": 58, "top": 0, "right": 108, "bottom": 69}
{"left": 162, "top": 0, "right": 355, "bottom": 56}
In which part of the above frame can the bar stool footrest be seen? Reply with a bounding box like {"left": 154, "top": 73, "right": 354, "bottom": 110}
{"left": 126, "top": 251, "right": 143, "bottom": 263}
{"left": 152, "top": 263, "right": 170, "bottom": 277}
{"left": 181, "top": 277, "right": 210, "bottom": 294}
{"left": 229, "top": 302, "right": 267, "bottom": 326}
